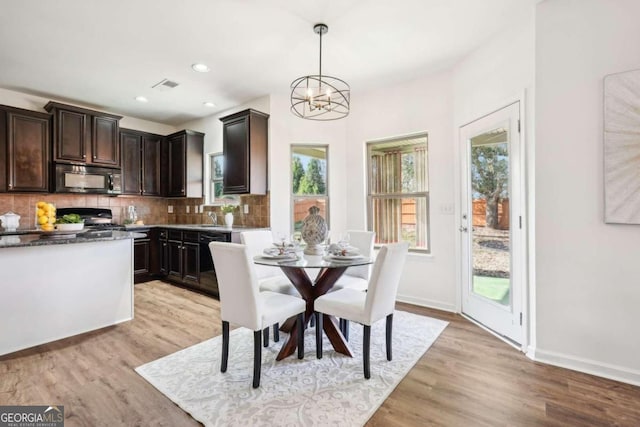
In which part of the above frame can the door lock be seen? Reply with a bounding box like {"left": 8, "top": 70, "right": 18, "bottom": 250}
{"left": 459, "top": 226, "right": 468, "bottom": 232}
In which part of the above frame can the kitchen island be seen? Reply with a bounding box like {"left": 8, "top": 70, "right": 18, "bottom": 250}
{"left": 0, "top": 230, "right": 144, "bottom": 356}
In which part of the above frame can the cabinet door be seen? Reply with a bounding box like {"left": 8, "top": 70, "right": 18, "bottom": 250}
{"left": 120, "top": 131, "right": 141, "bottom": 194}
{"left": 56, "top": 109, "right": 87, "bottom": 162}
{"left": 167, "top": 239, "right": 183, "bottom": 280}
{"left": 222, "top": 115, "right": 249, "bottom": 194}
{"left": 182, "top": 241, "right": 200, "bottom": 285}
{"left": 92, "top": 116, "right": 120, "bottom": 167}
{"left": 142, "top": 135, "right": 162, "bottom": 196}
{"left": 7, "top": 111, "right": 50, "bottom": 192}
{"left": 133, "top": 238, "right": 150, "bottom": 282}
{"left": 167, "top": 134, "right": 186, "bottom": 196}
{"left": 159, "top": 232, "right": 169, "bottom": 276}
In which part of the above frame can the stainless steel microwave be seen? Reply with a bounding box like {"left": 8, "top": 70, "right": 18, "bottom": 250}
{"left": 54, "top": 164, "right": 122, "bottom": 195}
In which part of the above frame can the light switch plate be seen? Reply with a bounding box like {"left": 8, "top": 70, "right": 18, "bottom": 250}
{"left": 244, "top": 204, "right": 249, "bottom": 214}
{"left": 186, "top": 206, "right": 190, "bottom": 213}
{"left": 168, "top": 205, "right": 174, "bottom": 214}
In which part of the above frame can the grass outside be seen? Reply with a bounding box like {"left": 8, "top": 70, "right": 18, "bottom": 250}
{"left": 473, "top": 275, "right": 510, "bottom": 306}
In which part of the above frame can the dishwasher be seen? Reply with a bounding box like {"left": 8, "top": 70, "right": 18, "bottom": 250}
{"left": 199, "top": 231, "right": 231, "bottom": 298}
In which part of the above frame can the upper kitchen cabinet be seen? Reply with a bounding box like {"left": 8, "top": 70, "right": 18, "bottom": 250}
{"left": 164, "top": 130, "right": 204, "bottom": 197}
{"left": 120, "top": 129, "right": 163, "bottom": 196}
{"left": 220, "top": 109, "right": 268, "bottom": 195}
{"left": 44, "top": 101, "right": 122, "bottom": 168}
{"left": 0, "top": 105, "right": 51, "bottom": 192}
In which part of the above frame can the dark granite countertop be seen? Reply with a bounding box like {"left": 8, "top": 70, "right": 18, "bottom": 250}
{"left": 0, "top": 230, "right": 146, "bottom": 249}
{"left": 123, "top": 224, "right": 269, "bottom": 233}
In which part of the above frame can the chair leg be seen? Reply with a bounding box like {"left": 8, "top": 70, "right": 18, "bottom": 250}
{"left": 253, "top": 330, "right": 262, "bottom": 388}
{"left": 263, "top": 327, "right": 270, "bottom": 347}
{"left": 386, "top": 313, "right": 393, "bottom": 361}
{"left": 221, "top": 320, "right": 229, "bottom": 373}
{"left": 273, "top": 323, "right": 280, "bottom": 342}
{"left": 340, "top": 319, "right": 349, "bottom": 341}
{"left": 310, "top": 315, "right": 315, "bottom": 328}
{"left": 363, "top": 325, "right": 371, "bottom": 379}
{"left": 297, "top": 313, "right": 304, "bottom": 359}
{"left": 315, "top": 312, "right": 323, "bottom": 359}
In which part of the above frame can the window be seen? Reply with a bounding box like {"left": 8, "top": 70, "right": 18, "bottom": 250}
{"left": 367, "top": 134, "right": 429, "bottom": 252}
{"left": 207, "top": 153, "right": 239, "bottom": 205}
{"left": 291, "top": 145, "right": 329, "bottom": 233}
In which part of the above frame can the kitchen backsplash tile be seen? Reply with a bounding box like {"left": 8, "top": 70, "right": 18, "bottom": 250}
{"left": 0, "top": 193, "right": 270, "bottom": 228}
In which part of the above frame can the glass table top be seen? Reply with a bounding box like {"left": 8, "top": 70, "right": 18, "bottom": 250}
{"left": 253, "top": 253, "right": 372, "bottom": 268}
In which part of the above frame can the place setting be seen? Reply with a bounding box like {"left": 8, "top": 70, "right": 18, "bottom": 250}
{"left": 323, "top": 233, "right": 364, "bottom": 262}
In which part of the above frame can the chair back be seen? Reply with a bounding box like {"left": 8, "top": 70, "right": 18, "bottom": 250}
{"left": 240, "top": 230, "right": 278, "bottom": 280}
{"left": 345, "top": 230, "right": 375, "bottom": 280}
{"left": 364, "top": 242, "right": 410, "bottom": 323}
{"left": 209, "top": 242, "right": 262, "bottom": 330}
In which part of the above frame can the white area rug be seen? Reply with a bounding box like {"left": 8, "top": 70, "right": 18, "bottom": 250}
{"left": 136, "top": 310, "right": 447, "bottom": 427}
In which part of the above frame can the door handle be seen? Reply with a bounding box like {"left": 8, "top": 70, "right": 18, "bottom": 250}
{"left": 459, "top": 226, "right": 468, "bottom": 232}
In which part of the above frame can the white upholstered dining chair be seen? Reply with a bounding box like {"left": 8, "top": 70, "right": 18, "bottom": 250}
{"left": 332, "top": 230, "right": 376, "bottom": 339}
{"left": 209, "top": 242, "right": 306, "bottom": 388}
{"left": 240, "top": 230, "right": 299, "bottom": 344}
{"left": 332, "top": 230, "right": 376, "bottom": 292}
{"left": 313, "top": 242, "right": 409, "bottom": 379}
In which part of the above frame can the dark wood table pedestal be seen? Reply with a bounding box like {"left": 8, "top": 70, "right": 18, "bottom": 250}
{"left": 275, "top": 266, "right": 353, "bottom": 361}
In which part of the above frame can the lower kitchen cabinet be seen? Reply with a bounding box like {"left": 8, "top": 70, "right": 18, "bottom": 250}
{"left": 133, "top": 229, "right": 151, "bottom": 283}
{"left": 152, "top": 228, "right": 230, "bottom": 297}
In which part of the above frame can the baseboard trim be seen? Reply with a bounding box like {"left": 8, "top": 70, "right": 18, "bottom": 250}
{"left": 396, "top": 294, "right": 456, "bottom": 313}
{"left": 533, "top": 348, "right": 640, "bottom": 387}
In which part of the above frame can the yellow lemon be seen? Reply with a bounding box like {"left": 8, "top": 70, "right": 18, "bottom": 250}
{"left": 37, "top": 215, "right": 48, "bottom": 225}
{"left": 36, "top": 208, "right": 45, "bottom": 217}
{"left": 41, "top": 223, "right": 54, "bottom": 231}
{"left": 50, "top": 217, "right": 56, "bottom": 224}
{"left": 36, "top": 201, "right": 46, "bottom": 208}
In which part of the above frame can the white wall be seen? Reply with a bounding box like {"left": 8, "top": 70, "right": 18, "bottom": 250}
{"left": 535, "top": 0, "right": 640, "bottom": 385}
{"left": 0, "top": 87, "right": 177, "bottom": 135}
{"left": 346, "top": 71, "right": 457, "bottom": 311}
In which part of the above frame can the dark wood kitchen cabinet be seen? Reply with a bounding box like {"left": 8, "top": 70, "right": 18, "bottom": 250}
{"left": 0, "top": 105, "right": 50, "bottom": 192}
{"left": 151, "top": 227, "right": 230, "bottom": 297}
{"left": 133, "top": 230, "right": 151, "bottom": 283}
{"left": 220, "top": 109, "right": 268, "bottom": 195}
{"left": 120, "top": 128, "right": 163, "bottom": 196}
{"left": 164, "top": 130, "right": 204, "bottom": 197}
{"left": 45, "top": 101, "right": 122, "bottom": 168}
{"left": 166, "top": 230, "right": 201, "bottom": 289}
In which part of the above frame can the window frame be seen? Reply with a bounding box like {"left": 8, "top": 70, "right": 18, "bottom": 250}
{"left": 206, "top": 152, "right": 239, "bottom": 206}
{"left": 290, "top": 144, "right": 330, "bottom": 234}
{"left": 366, "top": 133, "right": 430, "bottom": 253}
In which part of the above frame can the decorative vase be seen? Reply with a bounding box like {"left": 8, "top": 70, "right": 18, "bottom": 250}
{"left": 301, "top": 206, "right": 328, "bottom": 255}
{"left": 224, "top": 212, "right": 234, "bottom": 228}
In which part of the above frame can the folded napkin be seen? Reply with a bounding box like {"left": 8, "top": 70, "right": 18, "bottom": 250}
{"left": 327, "top": 244, "right": 360, "bottom": 257}
{"left": 263, "top": 247, "right": 296, "bottom": 256}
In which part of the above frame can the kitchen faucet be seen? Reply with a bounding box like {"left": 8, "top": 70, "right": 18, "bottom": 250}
{"left": 207, "top": 211, "right": 217, "bottom": 225}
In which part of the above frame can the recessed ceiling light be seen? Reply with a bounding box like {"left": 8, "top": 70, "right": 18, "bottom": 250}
{"left": 192, "top": 63, "right": 210, "bottom": 73}
{"left": 135, "top": 96, "right": 149, "bottom": 103}
{"left": 203, "top": 101, "right": 216, "bottom": 108}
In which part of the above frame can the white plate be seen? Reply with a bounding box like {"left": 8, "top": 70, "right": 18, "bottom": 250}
{"left": 260, "top": 253, "right": 297, "bottom": 260}
{"left": 327, "top": 254, "right": 363, "bottom": 260}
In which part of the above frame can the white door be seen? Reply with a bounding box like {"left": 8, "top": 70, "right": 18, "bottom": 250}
{"left": 460, "top": 102, "right": 524, "bottom": 345}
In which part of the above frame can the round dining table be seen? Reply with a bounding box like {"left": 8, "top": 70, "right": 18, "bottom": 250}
{"left": 254, "top": 253, "right": 372, "bottom": 361}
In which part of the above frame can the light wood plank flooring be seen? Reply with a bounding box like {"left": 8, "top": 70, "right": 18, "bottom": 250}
{"left": 1, "top": 281, "right": 638, "bottom": 426}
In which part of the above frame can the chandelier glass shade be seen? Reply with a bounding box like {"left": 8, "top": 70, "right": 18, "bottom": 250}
{"left": 290, "top": 24, "right": 350, "bottom": 121}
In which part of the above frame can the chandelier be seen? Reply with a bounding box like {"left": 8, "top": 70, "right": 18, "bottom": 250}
{"left": 290, "top": 23, "right": 350, "bottom": 121}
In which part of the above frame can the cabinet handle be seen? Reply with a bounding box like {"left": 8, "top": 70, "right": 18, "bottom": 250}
{"left": 93, "top": 155, "right": 97, "bottom": 159}
{"left": 83, "top": 154, "right": 86, "bottom": 159}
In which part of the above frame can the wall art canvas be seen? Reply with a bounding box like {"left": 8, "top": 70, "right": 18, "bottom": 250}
{"left": 604, "top": 69, "right": 640, "bottom": 224}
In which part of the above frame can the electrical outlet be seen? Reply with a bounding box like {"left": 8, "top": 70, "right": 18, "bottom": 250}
{"left": 168, "top": 205, "right": 174, "bottom": 214}
{"left": 244, "top": 204, "right": 249, "bottom": 214}
{"left": 199, "top": 204, "right": 204, "bottom": 214}
{"left": 186, "top": 205, "right": 190, "bottom": 213}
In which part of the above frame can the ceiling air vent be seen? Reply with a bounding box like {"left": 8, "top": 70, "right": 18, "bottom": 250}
{"left": 152, "top": 78, "right": 180, "bottom": 91}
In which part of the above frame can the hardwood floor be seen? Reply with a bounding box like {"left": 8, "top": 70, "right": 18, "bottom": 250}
{"left": 1, "top": 280, "right": 638, "bottom": 426}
